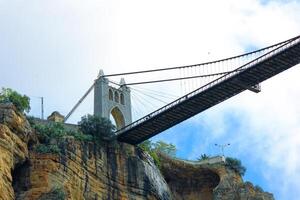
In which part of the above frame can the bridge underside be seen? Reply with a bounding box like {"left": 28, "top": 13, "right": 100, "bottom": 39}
{"left": 117, "top": 40, "right": 300, "bottom": 145}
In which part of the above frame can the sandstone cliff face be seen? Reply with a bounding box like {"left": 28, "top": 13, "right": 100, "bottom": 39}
{"left": 0, "top": 104, "right": 274, "bottom": 200}
{"left": 14, "top": 141, "right": 172, "bottom": 200}
{"left": 0, "top": 104, "right": 32, "bottom": 200}
{"left": 0, "top": 104, "right": 171, "bottom": 200}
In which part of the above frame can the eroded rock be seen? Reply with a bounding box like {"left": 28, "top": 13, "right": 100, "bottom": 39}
{"left": 159, "top": 154, "right": 274, "bottom": 200}
{"left": 0, "top": 104, "right": 29, "bottom": 200}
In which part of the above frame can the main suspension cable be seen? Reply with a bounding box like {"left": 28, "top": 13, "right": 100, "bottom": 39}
{"left": 102, "top": 35, "right": 299, "bottom": 78}
{"left": 122, "top": 69, "right": 239, "bottom": 86}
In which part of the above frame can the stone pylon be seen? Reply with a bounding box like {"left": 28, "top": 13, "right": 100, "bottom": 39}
{"left": 94, "top": 70, "right": 132, "bottom": 130}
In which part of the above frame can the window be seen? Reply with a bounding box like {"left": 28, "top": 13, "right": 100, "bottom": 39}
{"left": 109, "top": 89, "right": 113, "bottom": 100}
{"left": 114, "top": 91, "right": 119, "bottom": 103}
{"left": 120, "top": 93, "right": 125, "bottom": 105}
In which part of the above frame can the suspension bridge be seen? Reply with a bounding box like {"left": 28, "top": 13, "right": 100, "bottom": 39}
{"left": 65, "top": 35, "right": 300, "bottom": 145}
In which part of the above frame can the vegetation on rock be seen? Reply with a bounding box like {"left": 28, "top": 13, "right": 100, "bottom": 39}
{"left": 78, "top": 114, "right": 116, "bottom": 140}
{"left": 30, "top": 114, "right": 116, "bottom": 155}
{"left": 254, "top": 185, "right": 264, "bottom": 192}
{"left": 197, "top": 154, "right": 210, "bottom": 161}
{"left": 33, "top": 122, "right": 92, "bottom": 143}
{"left": 153, "top": 141, "right": 176, "bottom": 157}
{"left": 139, "top": 140, "right": 152, "bottom": 152}
{"left": 139, "top": 140, "right": 177, "bottom": 167}
{"left": 225, "top": 157, "right": 246, "bottom": 176}
{"left": 32, "top": 121, "right": 92, "bottom": 154}
{"left": 0, "top": 88, "right": 30, "bottom": 113}
{"left": 35, "top": 144, "right": 61, "bottom": 154}
{"left": 26, "top": 115, "right": 36, "bottom": 126}
{"left": 39, "top": 187, "right": 66, "bottom": 200}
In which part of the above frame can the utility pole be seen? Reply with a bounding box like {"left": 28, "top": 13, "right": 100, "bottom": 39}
{"left": 37, "top": 97, "right": 44, "bottom": 119}
{"left": 215, "top": 143, "right": 230, "bottom": 156}
{"left": 41, "top": 97, "right": 44, "bottom": 119}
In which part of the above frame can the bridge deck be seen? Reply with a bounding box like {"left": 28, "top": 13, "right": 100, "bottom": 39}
{"left": 116, "top": 37, "right": 300, "bottom": 145}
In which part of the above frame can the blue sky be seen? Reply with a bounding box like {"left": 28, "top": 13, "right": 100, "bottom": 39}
{"left": 1, "top": 0, "right": 300, "bottom": 199}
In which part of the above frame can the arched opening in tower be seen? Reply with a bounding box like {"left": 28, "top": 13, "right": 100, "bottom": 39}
{"left": 110, "top": 106, "right": 125, "bottom": 130}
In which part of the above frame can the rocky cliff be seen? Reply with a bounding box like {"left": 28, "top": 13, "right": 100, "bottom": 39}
{"left": 0, "top": 104, "right": 274, "bottom": 200}
{"left": 159, "top": 154, "right": 274, "bottom": 200}
{"left": 0, "top": 104, "right": 171, "bottom": 200}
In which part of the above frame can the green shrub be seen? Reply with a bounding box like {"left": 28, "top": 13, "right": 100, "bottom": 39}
{"left": 32, "top": 122, "right": 93, "bottom": 155}
{"left": 225, "top": 157, "right": 246, "bottom": 176}
{"left": 33, "top": 122, "right": 66, "bottom": 144}
{"left": 139, "top": 140, "right": 152, "bottom": 152}
{"left": 33, "top": 122, "right": 92, "bottom": 144}
{"left": 0, "top": 88, "right": 30, "bottom": 113}
{"left": 149, "top": 151, "right": 161, "bottom": 168}
{"left": 26, "top": 115, "right": 36, "bottom": 126}
{"left": 78, "top": 114, "right": 116, "bottom": 140}
{"left": 35, "top": 144, "right": 61, "bottom": 154}
{"left": 68, "top": 130, "right": 93, "bottom": 142}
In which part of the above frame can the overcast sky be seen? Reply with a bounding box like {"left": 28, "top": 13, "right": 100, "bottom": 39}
{"left": 1, "top": 0, "right": 300, "bottom": 199}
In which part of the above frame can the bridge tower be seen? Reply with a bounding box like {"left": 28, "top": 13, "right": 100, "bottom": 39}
{"left": 94, "top": 70, "right": 132, "bottom": 130}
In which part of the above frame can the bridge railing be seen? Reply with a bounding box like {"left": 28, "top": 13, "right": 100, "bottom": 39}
{"left": 115, "top": 36, "right": 300, "bottom": 136}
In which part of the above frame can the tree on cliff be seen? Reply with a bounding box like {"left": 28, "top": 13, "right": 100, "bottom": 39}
{"left": 139, "top": 140, "right": 177, "bottom": 167}
{"left": 0, "top": 88, "right": 30, "bottom": 113}
{"left": 139, "top": 140, "right": 152, "bottom": 152}
{"left": 78, "top": 114, "right": 116, "bottom": 139}
{"left": 225, "top": 157, "right": 247, "bottom": 176}
{"left": 139, "top": 140, "right": 177, "bottom": 157}
{"left": 197, "top": 154, "right": 210, "bottom": 161}
{"left": 153, "top": 141, "right": 176, "bottom": 157}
